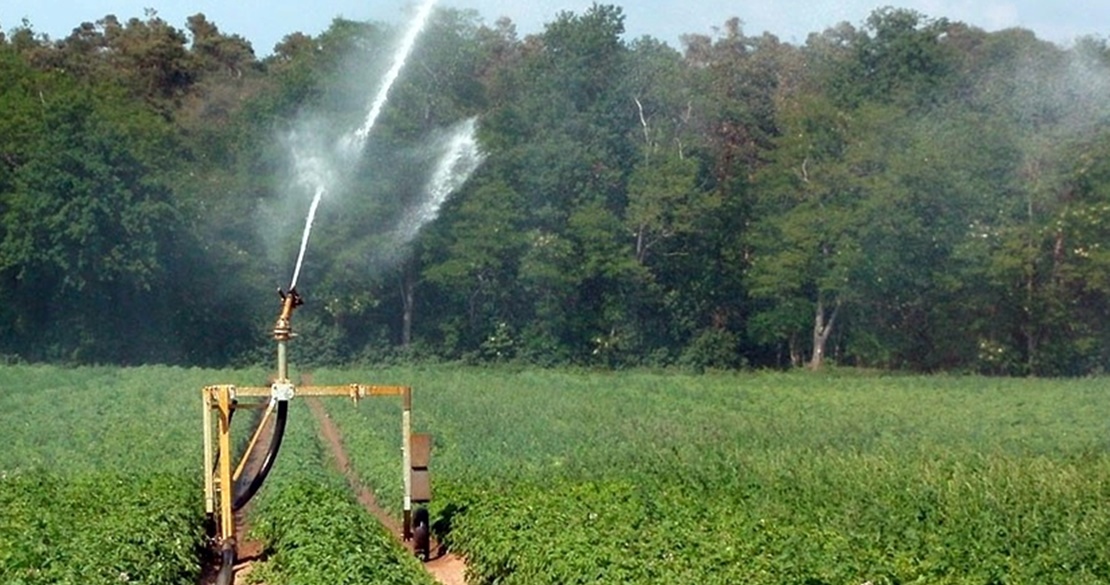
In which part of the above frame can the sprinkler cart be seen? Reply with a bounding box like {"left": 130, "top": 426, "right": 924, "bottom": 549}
{"left": 201, "top": 288, "right": 432, "bottom": 584}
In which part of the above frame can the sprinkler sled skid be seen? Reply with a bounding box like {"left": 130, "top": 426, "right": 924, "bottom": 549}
{"left": 202, "top": 288, "right": 431, "bottom": 584}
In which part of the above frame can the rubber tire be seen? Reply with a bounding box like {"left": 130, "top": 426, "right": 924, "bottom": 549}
{"left": 413, "top": 507, "right": 430, "bottom": 562}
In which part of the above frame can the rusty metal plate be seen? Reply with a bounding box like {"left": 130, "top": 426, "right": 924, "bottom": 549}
{"left": 412, "top": 469, "right": 432, "bottom": 502}
{"left": 411, "top": 433, "right": 433, "bottom": 468}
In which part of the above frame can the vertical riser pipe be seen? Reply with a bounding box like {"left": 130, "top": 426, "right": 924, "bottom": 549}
{"left": 203, "top": 390, "right": 214, "bottom": 516}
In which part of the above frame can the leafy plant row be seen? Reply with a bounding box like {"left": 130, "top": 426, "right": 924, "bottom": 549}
{"left": 0, "top": 366, "right": 239, "bottom": 584}
{"left": 444, "top": 451, "right": 1110, "bottom": 584}
{"left": 0, "top": 470, "right": 204, "bottom": 585}
{"left": 244, "top": 400, "right": 435, "bottom": 585}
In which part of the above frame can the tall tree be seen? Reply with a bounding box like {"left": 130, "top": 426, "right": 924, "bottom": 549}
{"left": 0, "top": 78, "right": 186, "bottom": 362}
{"left": 748, "top": 8, "right": 963, "bottom": 369}
{"left": 678, "top": 19, "right": 790, "bottom": 365}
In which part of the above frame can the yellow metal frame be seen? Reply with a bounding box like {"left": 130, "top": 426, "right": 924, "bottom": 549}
{"left": 202, "top": 289, "right": 421, "bottom": 552}
{"left": 201, "top": 383, "right": 416, "bottom": 547}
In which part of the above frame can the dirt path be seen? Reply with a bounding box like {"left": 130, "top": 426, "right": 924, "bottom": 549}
{"left": 307, "top": 397, "right": 468, "bottom": 585}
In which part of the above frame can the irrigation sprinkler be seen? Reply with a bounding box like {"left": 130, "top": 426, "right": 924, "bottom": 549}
{"left": 196, "top": 3, "right": 460, "bottom": 578}
{"left": 201, "top": 287, "right": 433, "bottom": 583}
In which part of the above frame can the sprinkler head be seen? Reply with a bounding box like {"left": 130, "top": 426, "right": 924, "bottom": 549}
{"left": 273, "top": 287, "right": 304, "bottom": 341}
{"left": 278, "top": 287, "right": 304, "bottom": 310}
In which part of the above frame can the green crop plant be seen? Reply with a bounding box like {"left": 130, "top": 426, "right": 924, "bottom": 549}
{"left": 1, "top": 470, "right": 202, "bottom": 585}
{"left": 7, "top": 363, "right": 1110, "bottom": 583}
{"left": 0, "top": 365, "right": 229, "bottom": 584}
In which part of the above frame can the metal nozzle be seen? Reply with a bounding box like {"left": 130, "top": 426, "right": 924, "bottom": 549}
{"left": 273, "top": 287, "right": 303, "bottom": 342}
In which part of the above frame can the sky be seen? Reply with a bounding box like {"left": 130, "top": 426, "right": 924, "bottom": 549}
{"left": 2, "top": 0, "right": 1108, "bottom": 56}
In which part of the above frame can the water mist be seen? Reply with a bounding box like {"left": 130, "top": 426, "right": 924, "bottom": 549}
{"left": 288, "top": 0, "right": 439, "bottom": 290}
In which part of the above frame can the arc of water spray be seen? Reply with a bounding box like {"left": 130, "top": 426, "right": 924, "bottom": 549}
{"left": 343, "top": 0, "right": 438, "bottom": 156}
{"left": 289, "top": 0, "right": 438, "bottom": 291}
{"left": 395, "top": 118, "right": 484, "bottom": 245}
{"left": 289, "top": 185, "right": 324, "bottom": 290}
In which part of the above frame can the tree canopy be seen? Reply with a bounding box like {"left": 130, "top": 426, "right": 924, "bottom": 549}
{"left": 2, "top": 5, "right": 1110, "bottom": 375}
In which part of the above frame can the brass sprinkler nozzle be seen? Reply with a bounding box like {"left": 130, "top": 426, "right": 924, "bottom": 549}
{"left": 274, "top": 287, "right": 304, "bottom": 341}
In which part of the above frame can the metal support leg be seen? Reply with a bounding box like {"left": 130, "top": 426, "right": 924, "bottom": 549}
{"left": 402, "top": 387, "right": 412, "bottom": 539}
{"left": 217, "top": 386, "right": 235, "bottom": 544}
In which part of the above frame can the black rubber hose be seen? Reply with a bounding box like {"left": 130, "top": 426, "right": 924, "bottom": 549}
{"left": 216, "top": 544, "right": 235, "bottom": 585}
{"left": 233, "top": 399, "right": 288, "bottom": 511}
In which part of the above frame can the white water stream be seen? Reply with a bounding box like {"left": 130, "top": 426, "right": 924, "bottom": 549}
{"left": 289, "top": 0, "right": 438, "bottom": 290}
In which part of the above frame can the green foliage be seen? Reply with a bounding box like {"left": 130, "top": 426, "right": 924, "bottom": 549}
{"left": 0, "top": 471, "right": 203, "bottom": 585}
{"left": 2, "top": 84, "right": 177, "bottom": 291}
{"left": 0, "top": 59, "right": 195, "bottom": 363}
{"left": 0, "top": 366, "right": 230, "bottom": 584}
{"left": 850, "top": 8, "right": 958, "bottom": 107}
{"left": 250, "top": 478, "right": 434, "bottom": 585}
{"left": 678, "top": 327, "right": 743, "bottom": 370}
{"left": 0, "top": 365, "right": 435, "bottom": 584}
{"left": 7, "top": 361, "right": 1110, "bottom": 584}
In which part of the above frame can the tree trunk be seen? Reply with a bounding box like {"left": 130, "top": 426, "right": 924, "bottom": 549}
{"left": 808, "top": 294, "right": 840, "bottom": 370}
{"left": 1023, "top": 238, "right": 1037, "bottom": 376}
{"left": 635, "top": 223, "right": 647, "bottom": 264}
{"left": 400, "top": 267, "right": 415, "bottom": 348}
{"left": 788, "top": 331, "right": 802, "bottom": 368}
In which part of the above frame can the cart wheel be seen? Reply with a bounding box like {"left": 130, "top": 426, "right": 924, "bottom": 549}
{"left": 413, "top": 507, "right": 430, "bottom": 561}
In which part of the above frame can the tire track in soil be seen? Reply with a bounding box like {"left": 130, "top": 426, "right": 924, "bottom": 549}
{"left": 307, "top": 397, "right": 468, "bottom": 585}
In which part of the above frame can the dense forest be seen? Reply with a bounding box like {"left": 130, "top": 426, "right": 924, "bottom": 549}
{"left": 2, "top": 4, "right": 1110, "bottom": 375}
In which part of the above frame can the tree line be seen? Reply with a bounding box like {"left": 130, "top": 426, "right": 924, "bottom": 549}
{"left": 2, "top": 4, "right": 1110, "bottom": 375}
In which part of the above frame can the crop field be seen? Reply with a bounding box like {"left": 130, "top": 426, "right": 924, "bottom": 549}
{"left": 4, "top": 365, "right": 1110, "bottom": 584}
{"left": 0, "top": 366, "right": 209, "bottom": 585}
{"left": 316, "top": 367, "right": 1110, "bottom": 584}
